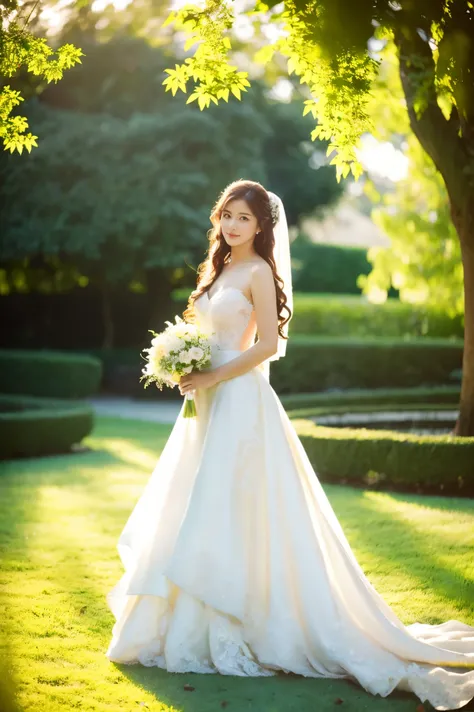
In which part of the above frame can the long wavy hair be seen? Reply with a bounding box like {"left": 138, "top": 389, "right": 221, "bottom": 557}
{"left": 183, "top": 179, "right": 292, "bottom": 340}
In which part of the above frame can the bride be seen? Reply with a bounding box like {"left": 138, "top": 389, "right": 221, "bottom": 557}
{"left": 106, "top": 179, "right": 474, "bottom": 710}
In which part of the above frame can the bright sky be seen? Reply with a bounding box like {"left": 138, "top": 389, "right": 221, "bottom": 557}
{"left": 357, "top": 135, "right": 409, "bottom": 182}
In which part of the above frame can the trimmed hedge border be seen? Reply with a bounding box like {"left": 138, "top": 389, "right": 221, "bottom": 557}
{"left": 280, "top": 386, "right": 461, "bottom": 413}
{"left": 0, "top": 350, "right": 102, "bottom": 399}
{"left": 272, "top": 337, "right": 463, "bottom": 393}
{"left": 0, "top": 394, "right": 94, "bottom": 459}
{"left": 78, "top": 340, "right": 463, "bottom": 399}
{"left": 171, "top": 291, "right": 464, "bottom": 340}
{"left": 292, "top": 417, "right": 474, "bottom": 495}
{"left": 289, "top": 293, "right": 464, "bottom": 339}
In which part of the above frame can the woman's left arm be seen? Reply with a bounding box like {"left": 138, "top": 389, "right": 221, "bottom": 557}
{"left": 179, "top": 262, "right": 279, "bottom": 394}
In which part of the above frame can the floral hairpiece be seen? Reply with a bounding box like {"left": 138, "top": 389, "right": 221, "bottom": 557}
{"left": 269, "top": 194, "right": 280, "bottom": 227}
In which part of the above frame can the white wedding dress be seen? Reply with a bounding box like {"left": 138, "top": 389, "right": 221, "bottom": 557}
{"left": 106, "top": 287, "right": 474, "bottom": 711}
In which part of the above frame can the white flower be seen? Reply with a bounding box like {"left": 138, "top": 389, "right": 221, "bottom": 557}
{"left": 164, "top": 321, "right": 196, "bottom": 341}
{"left": 178, "top": 349, "right": 193, "bottom": 364}
{"left": 161, "top": 333, "right": 182, "bottom": 353}
{"left": 164, "top": 315, "right": 183, "bottom": 327}
{"left": 149, "top": 342, "right": 166, "bottom": 358}
{"left": 269, "top": 194, "right": 280, "bottom": 226}
{"left": 188, "top": 346, "right": 204, "bottom": 362}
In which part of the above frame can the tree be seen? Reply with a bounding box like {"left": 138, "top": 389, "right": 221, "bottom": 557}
{"left": 0, "top": 39, "right": 256, "bottom": 347}
{"left": 360, "top": 135, "right": 464, "bottom": 320}
{"left": 0, "top": 97, "right": 266, "bottom": 346}
{"left": 1, "top": 34, "right": 342, "bottom": 349}
{"left": 359, "top": 44, "right": 464, "bottom": 318}
{"left": 0, "top": 0, "right": 82, "bottom": 153}
{"left": 256, "top": 95, "right": 343, "bottom": 225}
{"left": 161, "top": 1, "right": 474, "bottom": 436}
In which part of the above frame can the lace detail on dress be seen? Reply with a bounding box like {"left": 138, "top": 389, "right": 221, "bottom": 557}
{"left": 118, "top": 587, "right": 275, "bottom": 677}
{"left": 209, "top": 611, "right": 275, "bottom": 677}
{"left": 195, "top": 288, "right": 253, "bottom": 351}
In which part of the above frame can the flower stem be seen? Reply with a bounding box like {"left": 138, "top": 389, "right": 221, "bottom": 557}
{"left": 183, "top": 393, "right": 197, "bottom": 418}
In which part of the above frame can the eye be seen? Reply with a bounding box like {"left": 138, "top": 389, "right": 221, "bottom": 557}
{"left": 240, "top": 216, "right": 249, "bottom": 221}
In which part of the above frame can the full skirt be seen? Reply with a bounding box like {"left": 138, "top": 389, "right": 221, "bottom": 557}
{"left": 106, "top": 348, "right": 474, "bottom": 711}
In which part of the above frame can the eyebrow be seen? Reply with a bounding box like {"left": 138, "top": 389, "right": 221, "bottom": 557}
{"left": 223, "top": 209, "right": 253, "bottom": 216}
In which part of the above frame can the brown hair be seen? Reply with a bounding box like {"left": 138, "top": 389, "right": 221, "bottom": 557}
{"left": 183, "top": 179, "right": 292, "bottom": 340}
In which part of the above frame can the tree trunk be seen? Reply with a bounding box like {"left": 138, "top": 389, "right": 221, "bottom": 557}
{"left": 100, "top": 276, "right": 114, "bottom": 350}
{"left": 451, "top": 205, "right": 474, "bottom": 436}
{"left": 396, "top": 28, "right": 474, "bottom": 435}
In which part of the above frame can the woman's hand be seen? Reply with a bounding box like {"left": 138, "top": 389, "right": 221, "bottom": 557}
{"left": 179, "top": 370, "right": 218, "bottom": 395}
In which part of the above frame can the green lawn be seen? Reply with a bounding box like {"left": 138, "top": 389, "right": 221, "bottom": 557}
{"left": 1, "top": 416, "right": 473, "bottom": 712}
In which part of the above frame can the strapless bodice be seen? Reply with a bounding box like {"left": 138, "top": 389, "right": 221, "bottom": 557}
{"left": 194, "top": 287, "right": 255, "bottom": 352}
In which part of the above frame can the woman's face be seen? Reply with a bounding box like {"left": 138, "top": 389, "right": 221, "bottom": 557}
{"left": 220, "top": 199, "right": 259, "bottom": 248}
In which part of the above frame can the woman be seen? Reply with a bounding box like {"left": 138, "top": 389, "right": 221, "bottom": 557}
{"left": 106, "top": 179, "right": 474, "bottom": 710}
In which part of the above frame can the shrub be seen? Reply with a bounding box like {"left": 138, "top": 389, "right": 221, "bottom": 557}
{"left": 293, "top": 418, "right": 474, "bottom": 495}
{"left": 0, "top": 350, "right": 102, "bottom": 399}
{"left": 289, "top": 294, "right": 464, "bottom": 339}
{"left": 171, "top": 291, "right": 464, "bottom": 340}
{"left": 271, "top": 336, "right": 463, "bottom": 394}
{"left": 280, "top": 385, "right": 461, "bottom": 412}
{"left": 291, "top": 238, "right": 372, "bottom": 294}
{"left": 0, "top": 394, "right": 94, "bottom": 459}
{"left": 78, "top": 339, "right": 463, "bottom": 398}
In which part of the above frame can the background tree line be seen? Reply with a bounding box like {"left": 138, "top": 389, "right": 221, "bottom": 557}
{"left": 1, "top": 33, "right": 342, "bottom": 349}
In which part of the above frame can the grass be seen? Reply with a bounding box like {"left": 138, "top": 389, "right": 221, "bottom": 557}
{"left": 0, "top": 416, "right": 473, "bottom": 712}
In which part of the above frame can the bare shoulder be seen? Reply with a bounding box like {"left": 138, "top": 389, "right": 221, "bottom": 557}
{"left": 250, "top": 258, "right": 275, "bottom": 301}
{"left": 250, "top": 258, "right": 273, "bottom": 282}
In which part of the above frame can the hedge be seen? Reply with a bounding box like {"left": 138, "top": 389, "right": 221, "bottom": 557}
{"left": 288, "top": 294, "right": 464, "bottom": 339}
{"left": 0, "top": 394, "right": 94, "bottom": 459}
{"left": 0, "top": 350, "right": 102, "bottom": 399}
{"left": 290, "top": 239, "right": 373, "bottom": 295}
{"left": 271, "top": 336, "right": 463, "bottom": 394}
{"left": 171, "top": 291, "right": 464, "bottom": 340}
{"left": 78, "top": 338, "right": 463, "bottom": 398}
{"left": 280, "top": 385, "right": 461, "bottom": 412}
{"left": 293, "top": 418, "right": 474, "bottom": 495}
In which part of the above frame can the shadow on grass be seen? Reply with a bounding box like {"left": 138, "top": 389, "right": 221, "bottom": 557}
{"left": 0, "top": 417, "right": 171, "bottom": 709}
{"left": 115, "top": 661, "right": 421, "bottom": 712}
{"left": 1, "top": 416, "right": 473, "bottom": 711}
{"left": 326, "top": 485, "right": 474, "bottom": 623}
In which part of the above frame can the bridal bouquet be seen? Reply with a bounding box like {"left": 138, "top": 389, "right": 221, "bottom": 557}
{"left": 140, "top": 316, "right": 213, "bottom": 418}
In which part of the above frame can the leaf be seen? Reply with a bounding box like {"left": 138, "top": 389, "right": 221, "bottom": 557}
{"left": 254, "top": 45, "right": 275, "bottom": 65}
{"left": 162, "top": 11, "right": 176, "bottom": 28}
{"left": 184, "top": 35, "right": 198, "bottom": 51}
{"left": 217, "top": 88, "right": 230, "bottom": 102}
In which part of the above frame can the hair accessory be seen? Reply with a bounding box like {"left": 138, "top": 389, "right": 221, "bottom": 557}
{"left": 269, "top": 194, "right": 280, "bottom": 227}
